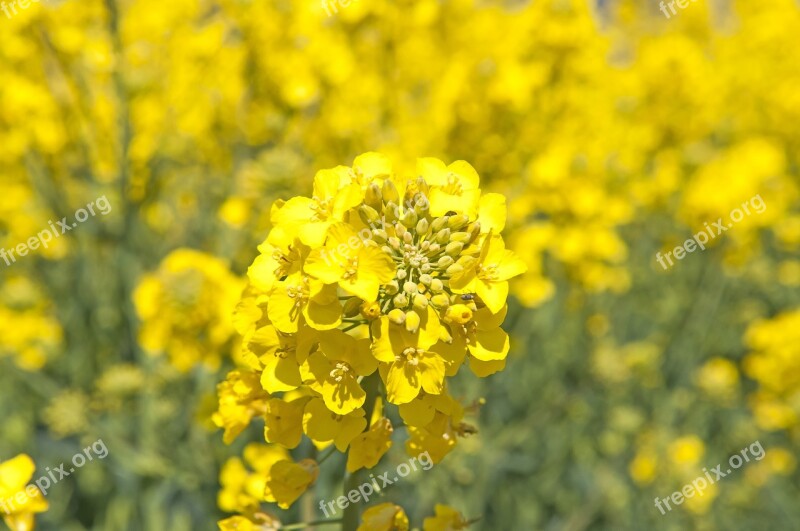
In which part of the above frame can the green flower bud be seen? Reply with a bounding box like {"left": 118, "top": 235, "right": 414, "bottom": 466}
{"left": 431, "top": 217, "right": 448, "bottom": 233}
{"left": 372, "top": 229, "right": 388, "bottom": 243}
{"left": 382, "top": 179, "right": 400, "bottom": 204}
{"left": 385, "top": 280, "right": 400, "bottom": 295}
{"left": 416, "top": 218, "right": 429, "bottom": 236}
{"left": 343, "top": 297, "right": 362, "bottom": 317}
{"left": 437, "top": 256, "right": 455, "bottom": 268}
{"left": 467, "top": 221, "right": 482, "bottom": 243}
{"left": 358, "top": 204, "right": 381, "bottom": 226}
{"left": 448, "top": 214, "right": 470, "bottom": 230}
{"left": 450, "top": 232, "right": 472, "bottom": 243}
{"left": 415, "top": 178, "right": 430, "bottom": 197}
{"left": 384, "top": 201, "right": 400, "bottom": 222}
{"left": 402, "top": 209, "right": 418, "bottom": 229}
{"left": 364, "top": 183, "right": 383, "bottom": 209}
{"left": 445, "top": 241, "right": 464, "bottom": 257}
{"left": 435, "top": 228, "right": 451, "bottom": 244}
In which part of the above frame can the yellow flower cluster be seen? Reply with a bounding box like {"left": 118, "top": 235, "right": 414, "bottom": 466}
{"left": 134, "top": 249, "right": 244, "bottom": 372}
{"left": 0, "top": 276, "right": 62, "bottom": 370}
{"left": 743, "top": 310, "right": 800, "bottom": 432}
{"left": 355, "top": 502, "right": 471, "bottom": 531}
{"left": 213, "top": 153, "right": 525, "bottom": 519}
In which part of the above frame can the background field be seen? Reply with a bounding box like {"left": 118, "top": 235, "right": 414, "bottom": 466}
{"left": 1, "top": 0, "right": 799, "bottom": 529}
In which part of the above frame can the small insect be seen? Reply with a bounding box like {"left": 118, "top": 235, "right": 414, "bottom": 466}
{"left": 460, "top": 294, "right": 475, "bottom": 301}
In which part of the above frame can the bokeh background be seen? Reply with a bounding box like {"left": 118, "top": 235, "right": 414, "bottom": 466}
{"left": 1, "top": 0, "right": 799, "bottom": 529}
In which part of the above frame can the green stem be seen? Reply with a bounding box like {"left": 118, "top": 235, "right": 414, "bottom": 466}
{"left": 317, "top": 446, "right": 337, "bottom": 466}
{"left": 341, "top": 373, "right": 381, "bottom": 531}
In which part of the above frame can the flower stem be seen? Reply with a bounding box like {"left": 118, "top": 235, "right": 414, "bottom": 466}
{"left": 341, "top": 372, "right": 381, "bottom": 531}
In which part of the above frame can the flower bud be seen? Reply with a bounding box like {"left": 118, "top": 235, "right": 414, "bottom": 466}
{"left": 448, "top": 214, "right": 470, "bottom": 230}
{"left": 467, "top": 221, "right": 481, "bottom": 243}
{"left": 343, "top": 297, "right": 362, "bottom": 317}
{"left": 414, "top": 195, "right": 429, "bottom": 216}
{"left": 415, "top": 178, "right": 430, "bottom": 197}
{"left": 402, "top": 209, "right": 418, "bottom": 229}
{"left": 382, "top": 179, "right": 400, "bottom": 204}
{"left": 446, "top": 263, "right": 464, "bottom": 276}
{"left": 364, "top": 183, "right": 382, "bottom": 209}
{"left": 451, "top": 232, "right": 472, "bottom": 243}
{"left": 388, "top": 236, "right": 401, "bottom": 249}
{"left": 388, "top": 308, "right": 406, "bottom": 324}
{"left": 435, "top": 228, "right": 451, "bottom": 244}
{"left": 403, "top": 281, "right": 418, "bottom": 294}
{"left": 393, "top": 293, "right": 409, "bottom": 307}
{"left": 385, "top": 280, "right": 400, "bottom": 295}
{"left": 359, "top": 204, "right": 381, "bottom": 226}
{"left": 405, "top": 310, "right": 421, "bottom": 333}
{"left": 427, "top": 243, "right": 441, "bottom": 254}
{"left": 397, "top": 269, "right": 407, "bottom": 280}
{"left": 385, "top": 201, "right": 400, "bottom": 222}
{"left": 430, "top": 279, "right": 444, "bottom": 292}
{"left": 413, "top": 294, "right": 429, "bottom": 311}
{"left": 430, "top": 293, "right": 450, "bottom": 309}
{"left": 431, "top": 217, "right": 448, "bottom": 233}
{"left": 437, "top": 256, "right": 454, "bottom": 268}
{"left": 372, "top": 228, "right": 388, "bottom": 243}
{"left": 419, "top": 274, "right": 432, "bottom": 286}
{"left": 445, "top": 241, "right": 464, "bottom": 257}
{"left": 416, "top": 218, "right": 429, "bottom": 236}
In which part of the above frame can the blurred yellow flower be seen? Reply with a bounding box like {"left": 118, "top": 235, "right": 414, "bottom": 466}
{"left": 358, "top": 503, "right": 409, "bottom": 531}
{"left": 0, "top": 455, "right": 48, "bottom": 531}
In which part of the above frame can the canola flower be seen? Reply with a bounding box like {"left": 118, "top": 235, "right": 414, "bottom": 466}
{"left": 743, "top": 310, "right": 800, "bottom": 432}
{"left": 134, "top": 249, "right": 245, "bottom": 372}
{"left": 214, "top": 153, "right": 525, "bottom": 528}
{"left": 0, "top": 455, "right": 48, "bottom": 531}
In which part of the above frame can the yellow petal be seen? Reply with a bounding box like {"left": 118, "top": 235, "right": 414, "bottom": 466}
{"left": 468, "top": 327, "right": 510, "bottom": 361}
{"left": 476, "top": 279, "right": 509, "bottom": 314}
{"left": 478, "top": 193, "right": 507, "bottom": 233}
